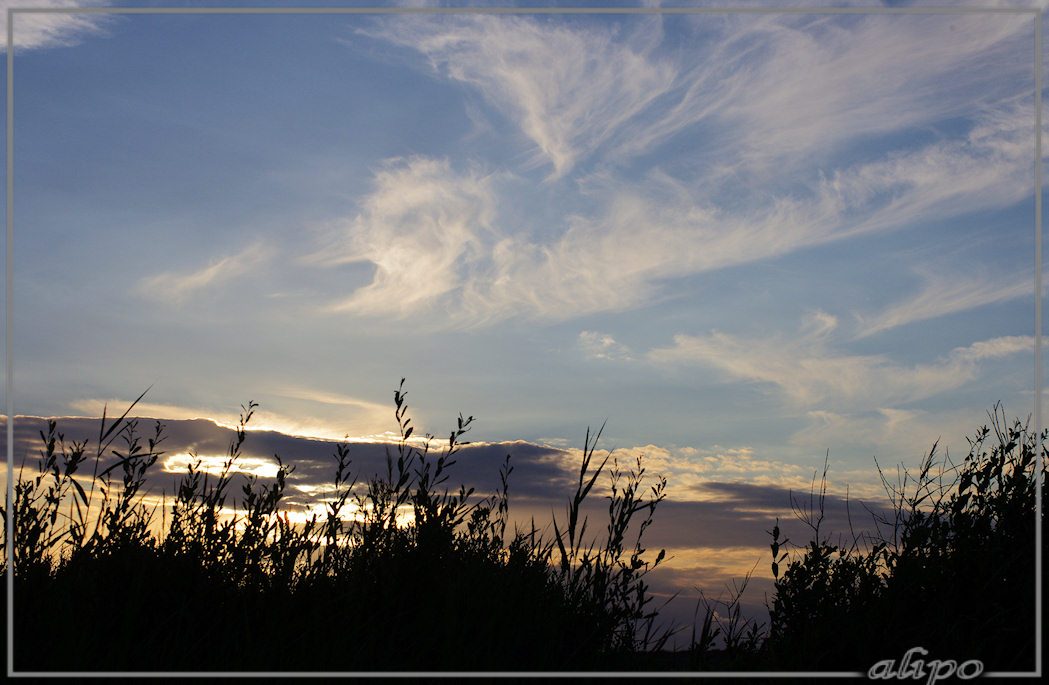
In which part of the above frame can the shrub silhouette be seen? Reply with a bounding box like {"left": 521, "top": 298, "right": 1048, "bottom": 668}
{"left": 766, "top": 402, "right": 1045, "bottom": 671}
{"left": 2, "top": 384, "right": 1042, "bottom": 672}
{"left": 2, "top": 380, "right": 670, "bottom": 671}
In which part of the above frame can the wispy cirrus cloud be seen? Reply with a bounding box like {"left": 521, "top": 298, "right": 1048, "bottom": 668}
{"left": 266, "top": 387, "right": 397, "bottom": 441}
{"left": 317, "top": 90, "right": 1033, "bottom": 328}
{"left": 647, "top": 311, "right": 1032, "bottom": 409}
{"left": 364, "top": 11, "right": 1034, "bottom": 181}
{"left": 854, "top": 268, "right": 1038, "bottom": 339}
{"left": 1, "top": 0, "right": 112, "bottom": 53}
{"left": 578, "top": 331, "right": 634, "bottom": 362}
{"left": 680, "top": 12, "right": 1033, "bottom": 173}
{"left": 361, "top": 14, "right": 676, "bottom": 178}
{"left": 816, "top": 102, "right": 1036, "bottom": 236}
{"left": 471, "top": 110, "right": 1031, "bottom": 319}
{"left": 787, "top": 405, "right": 996, "bottom": 472}
{"left": 309, "top": 156, "right": 499, "bottom": 319}
{"left": 138, "top": 242, "right": 273, "bottom": 306}
{"left": 315, "top": 11, "right": 1039, "bottom": 330}
{"left": 66, "top": 392, "right": 388, "bottom": 443}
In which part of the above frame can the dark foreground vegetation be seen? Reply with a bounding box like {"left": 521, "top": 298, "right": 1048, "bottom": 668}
{"left": 2, "top": 381, "right": 1044, "bottom": 673}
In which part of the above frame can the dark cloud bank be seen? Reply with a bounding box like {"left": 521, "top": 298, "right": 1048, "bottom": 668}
{"left": 8, "top": 414, "right": 894, "bottom": 525}
{"left": 7, "top": 413, "right": 900, "bottom": 644}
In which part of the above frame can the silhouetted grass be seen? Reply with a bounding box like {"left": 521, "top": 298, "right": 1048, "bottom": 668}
{"left": 2, "top": 380, "right": 670, "bottom": 671}
{"left": 765, "top": 402, "right": 1046, "bottom": 672}
{"left": 1, "top": 383, "right": 1043, "bottom": 673}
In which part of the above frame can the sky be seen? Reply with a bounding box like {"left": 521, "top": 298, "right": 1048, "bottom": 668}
{"left": 2, "top": 0, "right": 1045, "bottom": 645}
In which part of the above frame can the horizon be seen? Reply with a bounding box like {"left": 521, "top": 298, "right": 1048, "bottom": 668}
{"left": 0, "top": 404, "right": 914, "bottom": 647}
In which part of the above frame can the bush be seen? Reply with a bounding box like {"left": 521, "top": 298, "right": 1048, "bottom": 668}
{"left": 4, "top": 382, "right": 1040, "bottom": 672}
{"left": 2, "top": 380, "right": 669, "bottom": 671}
{"left": 767, "top": 403, "right": 1045, "bottom": 671}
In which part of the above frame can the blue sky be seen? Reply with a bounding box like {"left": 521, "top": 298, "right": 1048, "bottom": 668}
{"left": 2, "top": 0, "right": 1045, "bottom": 634}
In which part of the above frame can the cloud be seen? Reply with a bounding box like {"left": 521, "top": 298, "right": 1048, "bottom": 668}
{"left": 363, "top": 14, "right": 676, "bottom": 178}
{"left": 1, "top": 0, "right": 112, "bottom": 53}
{"left": 540, "top": 440, "right": 831, "bottom": 504}
{"left": 321, "top": 91, "right": 1033, "bottom": 326}
{"left": 786, "top": 405, "right": 1001, "bottom": 476}
{"left": 480, "top": 106, "right": 1033, "bottom": 317}
{"left": 854, "top": 269, "right": 1038, "bottom": 339}
{"left": 320, "top": 11, "right": 1036, "bottom": 332}
{"left": 65, "top": 394, "right": 382, "bottom": 443}
{"left": 7, "top": 412, "right": 577, "bottom": 504}
{"left": 669, "top": 11, "right": 1034, "bottom": 175}
{"left": 162, "top": 452, "right": 279, "bottom": 479}
{"left": 66, "top": 398, "right": 233, "bottom": 423}
{"left": 313, "top": 156, "right": 499, "bottom": 319}
{"left": 264, "top": 387, "right": 398, "bottom": 441}
{"left": 138, "top": 242, "right": 273, "bottom": 307}
{"left": 800, "top": 309, "right": 838, "bottom": 338}
{"left": 815, "top": 102, "right": 1036, "bottom": 236}
{"left": 4, "top": 410, "right": 794, "bottom": 641}
{"left": 274, "top": 387, "right": 388, "bottom": 411}
{"left": 642, "top": 479, "right": 897, "bottom": 557}
{"left": 365, "top": 11, "right": 1034, "bottom": 182}
{"left": 577, "top": 331, "right": 633, "bottom": 361}
{"left": 647, "top": 312, "right": 1032, "bottom": 409}
{"left": 0, "top": 410, "right": 909, "bottom": 652}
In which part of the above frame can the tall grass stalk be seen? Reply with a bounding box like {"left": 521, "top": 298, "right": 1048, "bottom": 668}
{"left": 2, "top": 380, "right": 670, "bottom": 671}
{"left": 766, "top": 402, "right": 1046, "bottom": 671}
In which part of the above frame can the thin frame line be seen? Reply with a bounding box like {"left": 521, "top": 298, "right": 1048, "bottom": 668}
{"left": 6, "top": 6, "right": 1043, "bottom": 15}
{"left": 5, "top": 6, "right": 13, "bottom": 682}
{"left": 1035, "top": 8, "right": 1044, "bottom": 681}
{"left": 14, "top": 670, "right": 863, "bottom": 679}
{"left": 2, "top": 3, "right": 1040, "bottom": 679}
